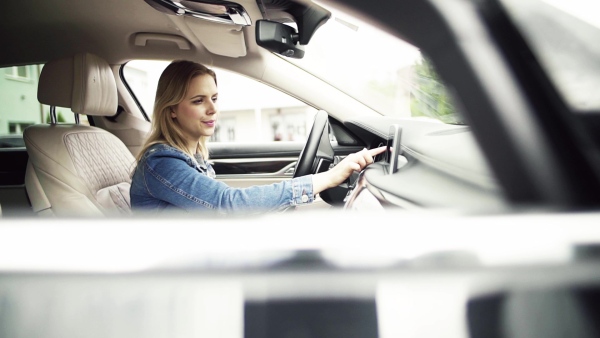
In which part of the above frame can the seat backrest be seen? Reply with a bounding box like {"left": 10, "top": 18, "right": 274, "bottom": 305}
{"left": 23, "top": 53, "right": 135, "bottom": 217}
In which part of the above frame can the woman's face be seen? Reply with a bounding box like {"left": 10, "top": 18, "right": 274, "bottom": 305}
{"left": 171, "top": 74, "right": 218, "bottom": 146}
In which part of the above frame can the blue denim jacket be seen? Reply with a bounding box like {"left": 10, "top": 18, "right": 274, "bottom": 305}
{"left": 130, "top": 143, "right": 314, "bottom": 214}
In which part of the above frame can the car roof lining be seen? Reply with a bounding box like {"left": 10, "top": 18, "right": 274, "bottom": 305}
{"left": 0, "top": 0, "right": 265, "bottom": 66}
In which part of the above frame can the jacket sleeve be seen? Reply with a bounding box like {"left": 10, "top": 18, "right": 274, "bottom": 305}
{"left": 142, "top": 152, "right": 314, "bottom": 214}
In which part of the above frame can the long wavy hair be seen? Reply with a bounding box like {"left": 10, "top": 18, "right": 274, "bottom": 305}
{"left": 135, "top": 60, "right": 217, "bottom": 165}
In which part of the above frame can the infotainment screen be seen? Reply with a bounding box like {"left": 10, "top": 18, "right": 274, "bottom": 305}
{"left": 387, "top": 124, "right": 402, "bottom": 174}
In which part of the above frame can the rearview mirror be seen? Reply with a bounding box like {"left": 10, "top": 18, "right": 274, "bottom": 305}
{"left": 255, "top": 1, "right": 330, "bottom": 58}
{"left": 255, "top": 20, "right": 305, "bottom": 59}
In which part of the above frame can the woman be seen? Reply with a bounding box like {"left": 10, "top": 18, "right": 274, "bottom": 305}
{"left": 130, "top": 60, "right": 385, "bottom": 214}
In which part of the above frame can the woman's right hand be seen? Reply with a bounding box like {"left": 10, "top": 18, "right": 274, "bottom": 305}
{"left": 311, "top": 146, "right": 386, "bottom": 195}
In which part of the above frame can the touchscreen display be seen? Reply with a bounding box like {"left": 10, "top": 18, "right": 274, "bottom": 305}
{"left": 384, "top": 137, "right": 393, "bottom": 164}
{"left": 387, "top": 125, "right": 402, "bottom": 174}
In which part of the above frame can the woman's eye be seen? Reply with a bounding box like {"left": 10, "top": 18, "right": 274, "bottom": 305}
{"left": 212, "top": 96, "right": 218, "bottom": 103}
{"left": 193, "top": 99, "right": 203, "bottom": 104}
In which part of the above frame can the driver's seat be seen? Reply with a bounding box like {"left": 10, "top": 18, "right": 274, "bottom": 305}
{"left": 23, "top": 53, "right": 135, "bottom": 217}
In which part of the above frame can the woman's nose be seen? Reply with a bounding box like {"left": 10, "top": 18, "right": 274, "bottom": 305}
{"left": 206, "top": 102, "right": 217, "bottom": 115}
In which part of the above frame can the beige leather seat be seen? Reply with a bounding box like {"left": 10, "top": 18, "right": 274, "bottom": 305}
{"left": 23, "top": 53, "right": 135, "bottom": 217}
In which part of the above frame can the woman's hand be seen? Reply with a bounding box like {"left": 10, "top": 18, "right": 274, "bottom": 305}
{"left": 312, "top": 146, "right": 386, "bottom": 195}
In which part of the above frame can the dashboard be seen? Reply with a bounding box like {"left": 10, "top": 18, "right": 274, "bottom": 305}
{"left": 340, "top": 117, "right": 509, "bottom": 212}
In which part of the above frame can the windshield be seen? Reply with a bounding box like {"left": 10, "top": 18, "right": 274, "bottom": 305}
{"left": 500, "top": 0, "right": 600, "bottom": 112}
{"left": 285, "top": 4, "right": 464, "bottom": 124}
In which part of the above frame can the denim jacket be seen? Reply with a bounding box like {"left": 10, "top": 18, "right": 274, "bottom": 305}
{"left": 130, "top": 143, "right": 315, "bottom": 214}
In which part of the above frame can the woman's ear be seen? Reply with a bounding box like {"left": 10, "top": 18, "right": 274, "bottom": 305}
{"left": 170, "top": 108, "right": 177, "bottom": 119}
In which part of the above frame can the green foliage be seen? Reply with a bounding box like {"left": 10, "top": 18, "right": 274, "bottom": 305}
{"left": 45, "top": 111, "right": 67, "bottom": 123}
{"left": 411, "top": 57, "right": 463, "bottom": 124}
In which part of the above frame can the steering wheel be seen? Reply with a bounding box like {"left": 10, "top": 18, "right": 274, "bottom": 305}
{"left": 294, "top": 110, "right": 335, "bottom": 178}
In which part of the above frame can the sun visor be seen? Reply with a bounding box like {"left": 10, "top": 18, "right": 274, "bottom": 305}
{"left": 144, "top": 0, "right": 252, "bottom": 26}
{"left": 184, "top": 17, "right": 247, "bottom": 57}
{"left": 143, "top": 0, "right": 250, "bottom": 57}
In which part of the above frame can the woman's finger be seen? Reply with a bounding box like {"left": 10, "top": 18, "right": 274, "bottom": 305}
{"left": 368, "top": 146, "right": 387, "bottom": 157}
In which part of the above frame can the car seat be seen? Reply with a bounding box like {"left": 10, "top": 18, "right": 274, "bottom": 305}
{"left": 23, "top": 53, "right": 135, "bottom": 217}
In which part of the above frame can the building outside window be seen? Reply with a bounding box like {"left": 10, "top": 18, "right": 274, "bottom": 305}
{"left": 4, "top": 66, "right": 31, "bottom": 82}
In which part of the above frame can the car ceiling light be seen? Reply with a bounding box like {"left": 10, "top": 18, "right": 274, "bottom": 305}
{"left": 144, "top": 0, "right": 252, "bottom": 26}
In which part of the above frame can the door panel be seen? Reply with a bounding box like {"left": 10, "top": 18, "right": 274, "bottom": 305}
{"left": 210, "top": 142, "right": 302, "bottom": 187}
{"left": 0, "top": 145, "right": 34, "bottom": 217}
{"left": 209, "top": 141, "right": 363, "bottom": 186}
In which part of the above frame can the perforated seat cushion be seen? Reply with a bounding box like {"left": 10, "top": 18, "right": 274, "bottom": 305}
{"left": 65, "top": 131, "right": 133, "bottom": 193}
{"left": 24, "top": 124, "right": 135, "bottom": 216}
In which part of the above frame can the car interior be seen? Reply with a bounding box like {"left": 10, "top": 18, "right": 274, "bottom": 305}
{"left": 1, "top": 0, "right": 600, "bottom": 336}
{"left": 0, "top": 0, "right": 547, "bottom": 218}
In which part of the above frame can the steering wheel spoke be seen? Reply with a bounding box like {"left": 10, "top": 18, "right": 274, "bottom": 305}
{"left": 293, "top": 110, "right": 334, "bottom": 178}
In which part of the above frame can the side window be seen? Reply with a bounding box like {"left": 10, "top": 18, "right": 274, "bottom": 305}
{"left": 122, "top": 60, "right": 318, "bottom": 143}
{"left": 0, "top": 64, "right": 79, "bottom": 148}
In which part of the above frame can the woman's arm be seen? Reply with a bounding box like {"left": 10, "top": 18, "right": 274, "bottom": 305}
{"left": 141, "top": 152, "right": 314, "bottom": 213}
{"left": 311, "top": 146, "right": 386, "bottom": 195}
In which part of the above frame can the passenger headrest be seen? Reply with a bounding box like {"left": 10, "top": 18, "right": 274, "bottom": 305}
{"left": 37, "top": 53, "right": 118, "bottom": 116}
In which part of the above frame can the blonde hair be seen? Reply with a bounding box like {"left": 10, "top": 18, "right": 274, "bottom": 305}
{"left": 135, "top": 60, "right": 217, "bottom": 164}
